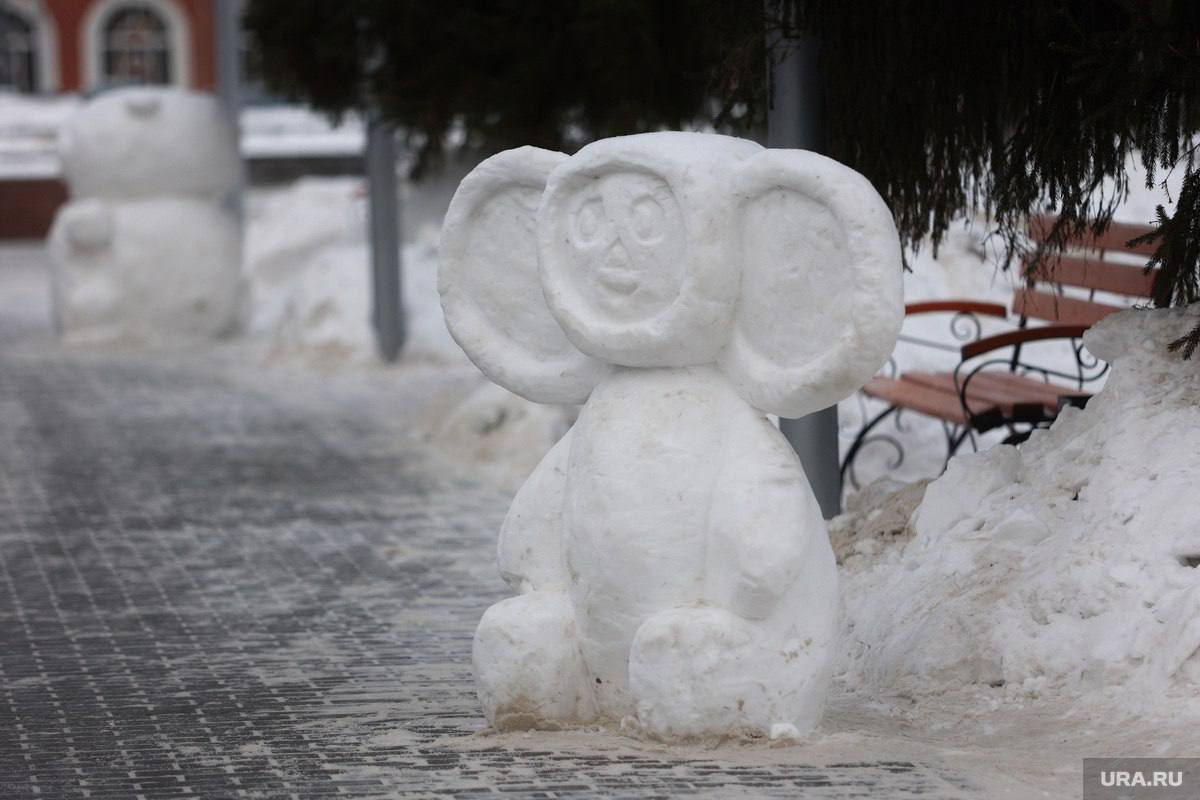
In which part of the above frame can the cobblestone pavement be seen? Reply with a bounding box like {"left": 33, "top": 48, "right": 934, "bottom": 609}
{"left": 0, "top": 245, "right": 986, "bottom": 798}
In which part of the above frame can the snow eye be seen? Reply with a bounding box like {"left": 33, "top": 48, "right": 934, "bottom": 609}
{"left": 573, "top": 197, "right": 605, "bottom": 246}
{"left": 629, "top": 195, "right": 664, "bottom": 244}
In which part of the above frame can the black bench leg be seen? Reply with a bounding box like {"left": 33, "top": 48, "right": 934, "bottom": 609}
{"left": 840, "top": 404, "right": 902, "bottom": 492}
{"left": 945, "top": 426, "right": 972, "bottom": 469}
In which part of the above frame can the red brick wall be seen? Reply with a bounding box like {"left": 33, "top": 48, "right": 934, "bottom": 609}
{"left": 180, "top": 0, "right": 214, "bottom": 91}
{"left": 44, "top": 0, "right": 214, "bottom": 92}
{"left": 45, "top": 0, "right": 86, "bottom": 91}
{"left": 0, "top": 180, "right": 68, "bottom": 239}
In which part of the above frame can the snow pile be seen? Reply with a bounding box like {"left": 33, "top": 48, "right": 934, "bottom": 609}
{"left": 839, "top": 305, "right": 1200, "bottom": 719}
{"left": 424, "top": 381, "right": 578, "bottom": 495}
{"left": 0, "top": 91, "right": 78, "bottom": 178}
{"left": 244, "top": 177, "right": 461, "bottom": 364}
{"left": 827, "top": 478, "right": 928, "bottom": 566}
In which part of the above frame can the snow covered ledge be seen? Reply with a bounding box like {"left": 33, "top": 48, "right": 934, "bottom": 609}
{"left": 438, "top": 133, "right": 904, "bottom": 740}
{"left": 839, "top": 305, "right": 1200, "bottom": 720}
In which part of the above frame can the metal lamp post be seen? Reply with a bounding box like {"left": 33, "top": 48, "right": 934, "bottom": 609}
{"left": 766, "top": 24, "right": 843, "bottom": 519}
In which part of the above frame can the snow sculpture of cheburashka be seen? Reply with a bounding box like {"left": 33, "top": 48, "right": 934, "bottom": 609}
{"left": 439, "top": 132, "right": 903, "bottom": 740}
{"left": 48, "top": 87, "right": 243, "bottom": 345}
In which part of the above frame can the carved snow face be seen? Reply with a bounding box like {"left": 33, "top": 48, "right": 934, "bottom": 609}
{"left": 538, "top": 134, "right": 758, "bottom": 368}
{"left": 559, "top": 172, "right": 686, "bottom": 321}
{"left": 439, "top": 132, "right": 905, "bottom": 417}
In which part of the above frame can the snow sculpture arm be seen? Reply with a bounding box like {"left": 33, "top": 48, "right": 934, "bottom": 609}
{"left": 59, "top": 199, "right": 114, "bottom": 253}
{"left": 706, "top": 413, "right": 820, "bottom": 621}
{"left": 496, "top": 428, "right": 572, "bottom": 593}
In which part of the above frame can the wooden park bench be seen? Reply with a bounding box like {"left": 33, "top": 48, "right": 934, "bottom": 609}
{"left": 840, "top": 215, "right": 1158, "bottom": 489}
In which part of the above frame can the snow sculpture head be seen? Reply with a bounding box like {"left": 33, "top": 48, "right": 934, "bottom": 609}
{"left": 439, "top": 131, "right": 902, "bottom": 741}
{"left": 59, "top": 87, "right": 239, "bottom": 200}
{"left": 440, "top": 131, "right": 902, "bottom": 416}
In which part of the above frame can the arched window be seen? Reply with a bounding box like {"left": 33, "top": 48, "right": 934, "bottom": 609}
{"left": 102, "top": 5, "right": 170, "bottom": 86}
{"left": 0, "top": 6, "right": 37, "bottom": 93}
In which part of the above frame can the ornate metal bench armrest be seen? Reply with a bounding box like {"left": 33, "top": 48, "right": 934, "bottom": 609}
{"left": 959, "top": 324, "right": 1090, "bottom": 360}
{"left": 896, "top": 299, "right": 1012, "bottom": 353}
{"left": 904, "top": 300, "right": 1009, "bottom": 318}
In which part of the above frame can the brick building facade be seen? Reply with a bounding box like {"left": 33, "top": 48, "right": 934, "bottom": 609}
{"left": 1, "top": 0, "right": 218, "bottom": 237}
{"left": 2, "top": 0, "right": 215, "bottom": 94}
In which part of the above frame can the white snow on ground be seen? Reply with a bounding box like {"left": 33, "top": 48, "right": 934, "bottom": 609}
{"left": 837, "top": 305, "right": 1200, "bottom": 724}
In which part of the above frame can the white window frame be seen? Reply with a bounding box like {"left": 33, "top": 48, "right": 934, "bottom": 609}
{"left": 3, "top": 0, "right": 60, "bottom": 93}
{"left": 82, "top": 0, "right": 190, "bottom": 91}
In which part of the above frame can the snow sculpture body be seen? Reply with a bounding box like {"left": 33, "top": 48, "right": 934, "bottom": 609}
{"left": 48, "top": 88, "right": 242, "bottom": 344}
{"left": 439, "top": 132, "right": 903, "bottom": 740}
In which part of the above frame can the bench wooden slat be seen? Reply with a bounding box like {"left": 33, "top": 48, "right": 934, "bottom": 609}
{"left": 964, "top": 371, "right": 1080, "bottom": 413}
{"left": 1024, "top": 255, "right": 1157, "bottom": 298}
{"left": 865, "top": 369, "right": 1086, "bottom": 425}
{"left": 1028, "top": 214, "right": 1157, "bottom": 256}
{"left": 1012, "top": 289, "right": 1124, "bottom": 326}
{"left": 862, "top": 376, "right": 968, "bottom": 425}
{"left": 901, "top": 372, "right": 1004, "bottom": 415}
{"left": 902, "top": 371, "right": 1064, "bottom": 416}
{"left": 910, "top": 372, "right": 1031, "bottom": 414}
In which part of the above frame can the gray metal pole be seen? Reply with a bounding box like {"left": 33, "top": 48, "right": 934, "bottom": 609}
{"left": 214, "top": 0, "right": 243, "bottom": 220}
{"left": 366, "top": 117, "right": 404, "bottom": 361}
{"left": 766, "top": 27, "right": 843, "bottom": 519}
{"left": 214, "top": 0, "right": 242, "bottom": 112}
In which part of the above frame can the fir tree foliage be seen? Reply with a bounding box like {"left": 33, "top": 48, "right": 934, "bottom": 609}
{"left": 242, "top": 1, "right": 761, "bottom": 174}
{"left": 244, "top": 0, "right": 1200, "bottom": 352}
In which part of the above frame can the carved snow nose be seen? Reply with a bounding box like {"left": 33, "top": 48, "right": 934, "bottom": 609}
{"left": 604, "top": 239, "right": 630, "bottom": 269}
{"left": 597, "top": 239, "right": 638, "bottom": 294}
{"left": 125, "top": 95, "right": 162, "bottom": 118}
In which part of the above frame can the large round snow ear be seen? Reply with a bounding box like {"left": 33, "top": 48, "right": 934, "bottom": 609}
{"left": 440, "top": 147, "right": 610, "bottom": 404}
{"left": 719, "top": 150, "right": 904, "bottom": 418}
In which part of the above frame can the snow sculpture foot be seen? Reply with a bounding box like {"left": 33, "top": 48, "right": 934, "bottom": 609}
{"left": 472, "top": 592, "right": 594, "bottom": 730}
{"left": 439, "top": 132, "right": 904, "bottom": 740}
{"left": 630, "top": 607, "right": 754, "bottom": 739}
{"left": 630, "top": 607, "right": 832, "bottom": 740}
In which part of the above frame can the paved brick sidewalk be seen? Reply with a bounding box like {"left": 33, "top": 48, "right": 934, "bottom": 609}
{"left": 0, "top": 246, "right": 983, "bottom": 798}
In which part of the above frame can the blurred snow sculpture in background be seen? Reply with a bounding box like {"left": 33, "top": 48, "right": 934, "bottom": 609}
{"left": 439, "top": 132, "right": 904, "bottom": 740}
{"left": 48, "top": 88, "right": 243, "bottom": 345}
